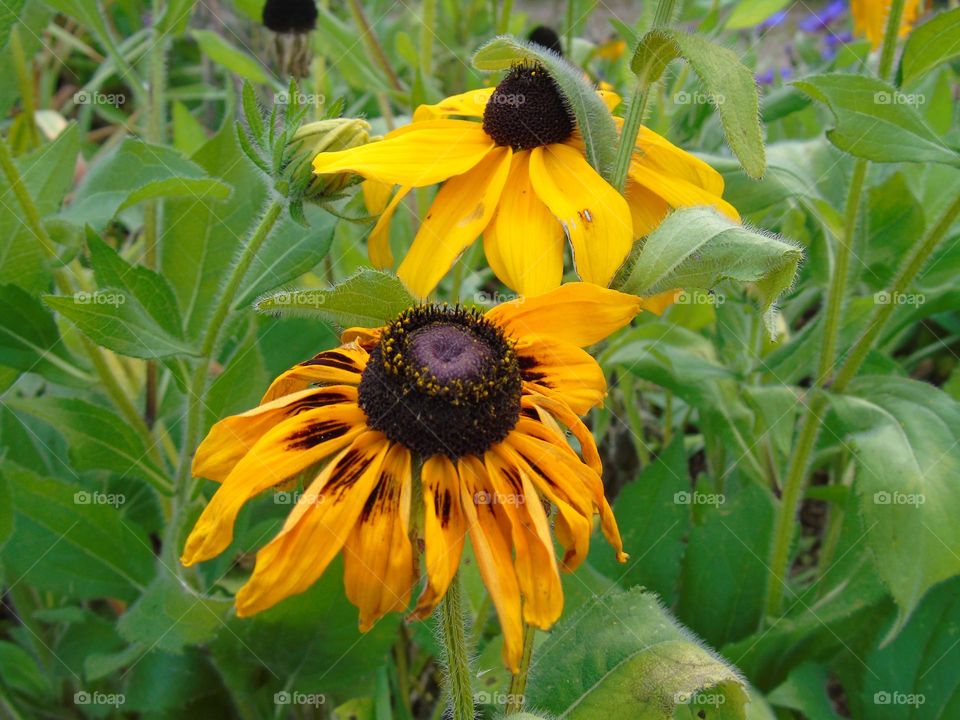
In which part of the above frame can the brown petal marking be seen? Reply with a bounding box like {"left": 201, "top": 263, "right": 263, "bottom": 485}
{"left": 286, "top": 420, "right": 351, "bottom": 451}
{"left": 518, "top": 355, "right": 550, "bottom": 386}
{"left": 301, "top": 351, "right": 362, "bottom": 373}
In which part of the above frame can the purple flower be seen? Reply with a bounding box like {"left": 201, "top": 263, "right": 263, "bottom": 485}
{"left": 759, "top": 10, "right": 789, "bottom": 31}
{"left": 799, "top": 0, "right": 846, "bottom": 32}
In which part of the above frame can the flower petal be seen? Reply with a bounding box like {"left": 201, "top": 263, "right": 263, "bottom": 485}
{"left": 342, "top": 443, "right": 415, "bottom": 630}
{"left": 361, "top": 179, "right": 393, "bottom": 215}
{"left": 411, "top": 454, "right": 466, "bottom": 617}
{"left": 412, "top": 88, "right": 495, "bottom": 121}
{"left": 629, "top": 162, "right": 740, "bottom": 223}
{"left": 458, "top": 456, "right": 524, "bottom": 671}
{"left": 234, "top": 432, "right": 391, "bottom": 616}
{"left": 528, "top": 143, "right": 632, "bottom": 286}
{"left": 484, "top": 151, "right": 564, "bottom": 296}
{"left": 515, "top": 336, "right": 606, "bottom": 415}
{"left": 312, "top": 120, "right": 493, "bottom": 187}
{"left": 486, "top": 282, "right": 642, "bottom": 347}
{"left": 398, "top": 146, "right": 512, "bottom": 299}
{"left": 182, "top": 404, "right": 368, "bottom": 566}
{"left": 261, "top": 345, "right": 369, "bottom": 402}
{"left": 367, "top": 185, "right": 412, "bottom": 269}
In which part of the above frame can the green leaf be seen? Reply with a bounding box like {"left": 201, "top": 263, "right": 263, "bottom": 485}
{"left": 255, "top": 269, "right": 416, "bottom": 328}
{"left": 158, "top": 0, "right": 196, "bottom": 35}
{"left": 524, "top": 587, "right": 750, "bottom": 718}
{"left": 793, "top": 73, "right": 960, "bottom": 167}
{"left": 125, "top": 649, "right": 225, "bottom": 714}
{"left": 44, "top": 232, "right": 196, "bottom": 359}
{"left": 0, "top": 123, "right": 78, "bottom": 294}
{"left": 61, "top": 138, "right": 232, "bottom": 228}
{"left": 5, "top": 396, "right": 172, "bottom": 494}
{"left": 725, "top": 0, "right": 791, "bottom": 30}
{"left": 192, "top": 29, "right": 272, "bottom": 84}
{"left": 899, "top": 7, "right": 960, "bottom": 87}
{"left": 315, "top": 6, "right": 393, "bottom": 94}
{"left": 590, "top": 437, "right": 690, "bottom": 605}
{"left": 0, "top": 640, "right": 51, "bottom": 701}
{"left": 0, "top": 0, "right": 26, "bottom": 50}
{"left": 0, "top": 283, "right": 89, "bottom": 386}
{"left": 0, "top": 471, "right": 11, "bottom": 551}
{"left": 827, "top": 376, "right": 960, "bottom": 639}
{"left": 473, "top": 35, "right": 620, "bottom": 177}
{"left": 118, "top": 573, "right": 231, "bottom": 654}
{"left": 630, "top": 29, "right": 766, "bottom": 178}
{"left": 0, "top": 462, "right": 155, "bottom": 601}
{"left": 616, "top": 207, "right": 802, "bottom": 317}
{"left": 172, "top": 100, "right": 209, "bottom": 155}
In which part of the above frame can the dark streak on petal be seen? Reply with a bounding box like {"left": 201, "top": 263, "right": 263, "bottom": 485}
{"left": 286, "top": 420, "right": 350, "bottom": 451}
{"left": 325, "top": 448, "right": 376, "bottom": 499}
{"left": 518, "top": 354, "right": 548, "bottom": 385}
{"left": 302, "top": 351, "right": 362, "bottom": 373}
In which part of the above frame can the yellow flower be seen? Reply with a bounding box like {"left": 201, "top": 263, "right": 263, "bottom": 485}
{"left": 312, "top": 64, "right": 738, "bottom": 299}
{"left": 182, "top": 283, "right": 674, "bottom": 670}
{"left": 851, "top": 0, "right": 921, "bottom": 49}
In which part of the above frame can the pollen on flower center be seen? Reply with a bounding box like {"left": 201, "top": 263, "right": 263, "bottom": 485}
{"left": 357, "top": 306, "right": 521, "bottom": 459}
{"left": 482, "top": 63, "right": 575, "bottom": 151}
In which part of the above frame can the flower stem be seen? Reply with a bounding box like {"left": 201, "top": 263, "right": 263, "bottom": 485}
{"left": 439, "top": 573, "right": 475, "bottom": 720}
{"left": 505, "top": 622, "right": 535, "bottom": 713}
{"left": 610, "top": 0, "right": 680, "bottom": 192}
{"left": 762, "top": 0, "right": 907, "bottom": 620}
{"left": 346, "top": 0, "right": 403, "bottom": 92}
{"left": 565, "top": 0, "right": 575, "bottom": 56}
{"left": 419, "top": 0, "right": 436, "bottom": 79}
{"left": 497, "top": 0, "right": 514, "bottom": 34}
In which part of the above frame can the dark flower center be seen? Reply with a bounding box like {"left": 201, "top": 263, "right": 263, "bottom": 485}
{"left": 357, "top": 306, "right": 522, "bottom": 460}
{"left": 482, "top": 63, "right": 575, "bottom": 151}
{"left": 262, "top": 0, "right": 318, "bottom": 34}
{"left": 528, "top": 26, "right": 563, "bottom": 55}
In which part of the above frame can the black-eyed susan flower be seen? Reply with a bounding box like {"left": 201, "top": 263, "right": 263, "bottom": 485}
{"left": 312, "top": 64, "right": 739, "bottom": 299}
{"left": 182, "top": 283, "right": 674, "bottom": 669}
{"left": 850, "top": 0, "right": 920, "bottom": 48}
{"left": 262, "top": 0, "right": 318, "bottom": 78}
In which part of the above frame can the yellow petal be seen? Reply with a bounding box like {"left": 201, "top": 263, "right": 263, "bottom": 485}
{"left": 515, "top": 336, "right": 606, "bottom": 415}
{"left": 182, "top": 404, "right": 368, "bottom": 566}
{"left": 629, "top": 162, "right": 740, "bottom": 223}
{"left": 411, "top": 455, "right": 466, "bottom": 617}
{"left": 484, "top": 151, "right": 564, "bottom": 296}
{"left": 367, "top": 185, "right": 412, "bottom": 269}
{"left": 522, "top": 393, "right": 602, "bottom": 475}
{"left": 528, "top": 143, "right": 632, "bottom": 286}
{"left": 458, "top": 456, "right": 524, "bottom": 671}
{"left": 234, "top": 432, "right": 391, "bottom": 616}
{"left": 633, "top": 125, "right": 726, "bottom": 196}
{"left": 194, "top": 385, "right": 358, "bottom": 483}
{"left": 361, "top": 179, "right": 393, "bottom": 215}
{"left": 597, "top": 88, "right": 621, "bottom": 111}
{"left": 342, "top": 443, "right": 414, "bottom": 630}
{"left": 413, "top": 88, "right": 495, "bottom": 121}
{"left": 312, "top": 120, "right": 493, "bottom": 187}
{"left": 486, "top": 282, "right": 642, "bottom": 347}
{"left": 625, "top": 180, "right": 671, "bottom": 237}
{"left": 261, "top": 344, "right": 369, "bottom": 402}
{"left": 398, "top": 146, "right": 511, "bottom": 299}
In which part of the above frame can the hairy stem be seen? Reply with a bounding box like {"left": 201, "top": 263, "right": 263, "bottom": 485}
{"left": 505, "top": 622, "right": 535, "bottom": 713}
{"left": 440, "top": 573, "right": 475, "bottom": 720}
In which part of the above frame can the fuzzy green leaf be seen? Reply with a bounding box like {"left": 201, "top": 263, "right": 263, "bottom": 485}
{"left": 899, "top": 7, "right": 960, "bottom": 87}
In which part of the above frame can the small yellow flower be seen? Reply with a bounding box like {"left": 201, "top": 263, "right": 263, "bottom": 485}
{"left": 182, "top": 283, "right": 675, "bottom": 670}
{"left": 850, "top": 0, "right": 921, "bottom": 49}
{"left": 312, "top": 64, "right": 738, "bottom": 299}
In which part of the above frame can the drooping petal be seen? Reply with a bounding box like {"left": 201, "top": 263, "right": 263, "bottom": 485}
{"left": 413, "top": 88, "right": 495, "bottom": 121}
{"left": 182, "top": 404, "right": 369, "bottom": 566}
{"left": 483, "top": 150, "right": 564, "bottom": 296}
{"left": 484, "top": 449, "right": 563, "bottom": 629}
{"left": 342, "top": 443, "right": 415, "bottom": 630}
{"left": 367, "top": 185, "right": 412, "bottom": 269}
{"left": 312, "top": 120, "right": 494, "bottom": 187}
{"left": 361, "top": 179, "right": 393, "bottom": 215}
{"left": 398, "top": 146, "right": 512, "bottom": 299}
{"left": 528, "top": 143, "right": 632, "bottom": 287}
{"left": 486, "top": 282, "right": 642, "bottom": 347}
{"left": 632, "top": 125, "right": 727, "bottom": 196}
{"left": 235, "top": 432, "right": 391, "bottom": 616}
{"left": 261, "top": 344, "right": 369, "bottom": 402}
{"left": 194, "top": 385, "right": 358, "bottom": 482}
{"left": 412, "top": 455, "right": 466, "bottom": 617}
{"left": 522, "top": 393, "right": 602, "bottom": 475}
{"left": 458, "top": 456, "right": 524, "bottom": 671}
{"left": 629, "top": 161, "right": 740, "bottom": 223}
{"left": 339, "top": 327, "right": 382, "bottom": 350}
{"left": 625, "top": 181, "right": 671, "bottom": 237}
{"left": 514, "top": 336, "right": 606, "bottom": 415}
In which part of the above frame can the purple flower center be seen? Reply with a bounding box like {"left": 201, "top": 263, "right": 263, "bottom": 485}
{"left": 409, "top": 324, "right": 491, "bottom": 383}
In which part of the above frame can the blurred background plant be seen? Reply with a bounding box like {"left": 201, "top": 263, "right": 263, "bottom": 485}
{"left": 0, "top": 0, "right": 959, "bottom": 719}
